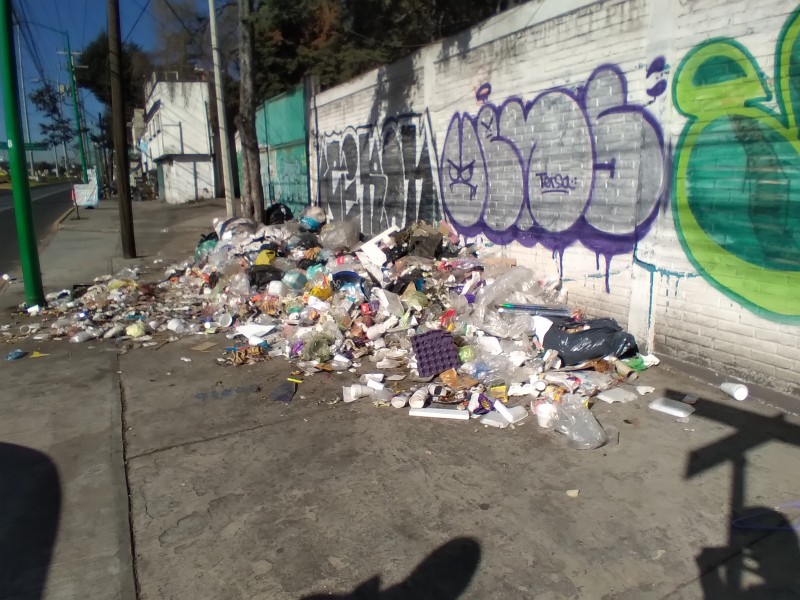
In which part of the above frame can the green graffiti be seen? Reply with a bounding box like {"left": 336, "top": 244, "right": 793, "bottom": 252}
{"left": 673, "top": 6, "right": 800, "bottom": 319}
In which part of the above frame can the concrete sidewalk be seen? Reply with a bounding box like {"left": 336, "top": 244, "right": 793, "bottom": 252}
{"left": 2, "top": 199, "right": 799, "bottom": 600}
{"left": 0, "top": 198, "right": 225, "bottom": 600}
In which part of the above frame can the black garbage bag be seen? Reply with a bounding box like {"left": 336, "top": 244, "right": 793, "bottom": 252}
{"left": 248, "top": 265, "right": 283, "bottom": 288}
{"left": 542, "top": 318, "right": 638, "bottom": 366}
{"left": 266, "top": 203, "right": 294, "bottom": 225}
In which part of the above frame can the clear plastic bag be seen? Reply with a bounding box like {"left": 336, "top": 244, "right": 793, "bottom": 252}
{"left": 553, "top": 394, "right": 608, "bottom": 450}
{"left": 470, "top": 267, "right": 553, "bottom": 338}
{"left": 319, "top": 218, "right": 359, "bottom": 250}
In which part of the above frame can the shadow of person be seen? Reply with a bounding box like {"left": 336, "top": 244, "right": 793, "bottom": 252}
{"left": 0, "top": 442, "right": 61, "bottom": 600}
{"left": 301, "top": 536, "right": 481, "bottom": 600}
{"left": 697, "top": 506, "right": 800, "bottom": 600}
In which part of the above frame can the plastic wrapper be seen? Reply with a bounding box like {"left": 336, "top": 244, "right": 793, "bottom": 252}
{"left": 319, "top": 219, "right": 360, "bottom": 251}
{"left": 70, "top": 328, "right": 101, "bottom": 343}
{"left": 214, "top": 217, "right": 258, "bottom": 241}
{"left": 553, "top": 394, "right": 608, "bottom": 450}
{"left": 469, "top": 267, "right": 555, "bottom": 338}
{"left": 194, "top": 239, "right": 218, "bottom": 262}
{"left": 460, "top": 354, "right": 521, "bottom": 384}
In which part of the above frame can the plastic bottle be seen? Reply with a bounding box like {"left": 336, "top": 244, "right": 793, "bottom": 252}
{"left": 282, "top": 269, "right": 308, "bottom": 293}
{"left": 70, "top": 329, "right": 99, "bottom": 343}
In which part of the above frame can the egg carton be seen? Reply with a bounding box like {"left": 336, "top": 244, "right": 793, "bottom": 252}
{"left": 411, "top": 330, "right": 460, "bottom": 378}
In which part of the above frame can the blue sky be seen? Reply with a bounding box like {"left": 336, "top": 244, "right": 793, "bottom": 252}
{"left": 1, "top": 0, "right": 208, "bottom": 163}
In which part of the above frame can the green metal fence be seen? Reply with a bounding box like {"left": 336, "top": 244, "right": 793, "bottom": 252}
{"left": 255, "top": 84, "right": 310, "bottom": 217}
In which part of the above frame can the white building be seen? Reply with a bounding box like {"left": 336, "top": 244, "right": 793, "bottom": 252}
{"left": 138, "top": 74, "right": 215, "bottom": 204}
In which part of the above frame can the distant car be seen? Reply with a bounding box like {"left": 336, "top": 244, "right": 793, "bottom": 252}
{"left": 0, "top": 168, "right": 10, "bottom": 184}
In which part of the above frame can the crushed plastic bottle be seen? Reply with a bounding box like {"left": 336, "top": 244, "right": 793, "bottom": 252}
{"left": 70, "top": 329, "right": 100, "bottom": 343}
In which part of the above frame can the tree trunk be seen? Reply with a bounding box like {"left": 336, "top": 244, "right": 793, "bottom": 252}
{"left": 237, "top": 0, "right": 265, "bottom": 223}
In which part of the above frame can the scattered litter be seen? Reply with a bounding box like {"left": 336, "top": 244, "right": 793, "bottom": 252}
{"left": 180, "top": 357, "right": 192, "bottom": 362}
{"left": 597, "top": 387, "right": 638, "bottom": 404}
{"left": 566, "top": 489, "right": 580, "bottom": 498}
{"left": 29, "top": 351, "right": 49, "bottom": 358}
{"left": 649, "top": 397, "right": 695, "bottom": 418}
{"left": 720, "top": 381, "right": 748, "bottom": 401}
{"left": 635, "top": 385, "right": 655, "bottom": 396}
{"left": 270, "top": 379, "right": 298, "bottom": 403}
{"left": 535, "top": 403, "right": 557, "bottom": 428}
{"left": 481, "top": 405, "right": 527, "bottom": 428}
{"left": 409, "top": 407, "right": 470, "bottom": 420}
{"left": 5, "top": 209, "right": 658, "bottom": 445}
{"left": 682, "top": 394, "right": 698, "bottom": 405}
{"left": 6, "top": 349, "right": 27, "bottom": 360}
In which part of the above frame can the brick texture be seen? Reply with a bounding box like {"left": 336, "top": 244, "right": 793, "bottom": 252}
{"left": 307, "top": 0, "right": 800, "bottom": 395}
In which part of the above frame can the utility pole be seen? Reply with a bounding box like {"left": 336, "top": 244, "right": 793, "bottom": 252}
{"left": 14, "top": 22, "right": 33, "bottom": 177}
{"left": 108, "top": 0, "right": 135, "bottom": 258}
{"left": 0, "top": 0, "right": 44, "bottom": 305}
{"left": 63, "top": 33, "right": 87, "bottom": 183}
{"left": 208, "top": 0, "right": 236, "bottom": 217}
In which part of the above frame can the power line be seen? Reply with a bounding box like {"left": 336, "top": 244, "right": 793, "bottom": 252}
{"left": 125, "top": 0, "right": 152, "bottom": 42}
{"left": 51, "top": 0, "right": 63, "bottom": 35}
{"left": 161, "top": 0, "right": 197, "bottom": 36}
{"left": 13, "top": 3, "right": 53, "bottom": 85}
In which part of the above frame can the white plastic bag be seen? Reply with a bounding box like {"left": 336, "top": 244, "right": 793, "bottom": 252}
{"left": 553, "top": 394, "right": 608, "bottom": 450}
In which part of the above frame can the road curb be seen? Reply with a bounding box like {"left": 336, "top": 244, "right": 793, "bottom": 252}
{"left": 55, "top": 206, "right": 75, "bottom": 227}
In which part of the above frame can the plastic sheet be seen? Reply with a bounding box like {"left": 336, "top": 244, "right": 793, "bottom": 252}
{"left": 553, "top": 394, "right": 608, "bottom": 450}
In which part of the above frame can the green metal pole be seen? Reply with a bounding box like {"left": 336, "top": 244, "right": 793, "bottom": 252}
{"left": 65, "top": 33, "right": 87, "bottom": 183}
{"left": 0, "top": 0, "right": 44, "bottom": 306}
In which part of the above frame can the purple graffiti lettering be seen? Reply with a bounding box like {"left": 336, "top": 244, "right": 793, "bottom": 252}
{"left": 646, "top": 55, "right": 667, "bottom": 77}
{"left": 647, "top": 79, "right": 668, "bottom": 99}
{"left": 476, "top": 82, "right": 492, "bottom": 103}
{"left": 536, "top": 172, "right": 578, "bottom": 194}
{"left": 439, "top": 63, "right": 666, "bottom": 261}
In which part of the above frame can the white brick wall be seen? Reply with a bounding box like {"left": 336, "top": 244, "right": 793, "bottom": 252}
{"left": 309, "top": 0, "right": 800, "bottom": 396}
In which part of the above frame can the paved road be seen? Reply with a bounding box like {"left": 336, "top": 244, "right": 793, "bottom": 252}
{"left": 0, "top": 183, "right": 74, "bottom": 276}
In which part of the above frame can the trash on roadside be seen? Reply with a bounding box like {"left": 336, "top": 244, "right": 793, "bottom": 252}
{"left": 649, "top": 397, "right": 695, "bottom": 418}
{"left": 6, "top": 210, "right": 667, "bottom": 447}
{"left": 6, "top": 349, "right": 27, "bottom": 360}
{"left": 596, "top": 387, "right": 638, "bottom": 404}
{"left": 270, "top": 379, "right": 299, "bottom": 403}
{"left": 720, "top": 381, "right": 748, "bottom": 401}
{"left": 409, "top": 407, "right": 470, "bottom": 420}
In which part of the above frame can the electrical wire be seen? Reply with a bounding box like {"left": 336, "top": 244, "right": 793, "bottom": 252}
{"left": 125, "top": 0, "right": 152, "bottom": 42}
{"left": 160, "top": 0, "right": 198, "bottom": 36}
{"left": 13, "top": 2, "right": 53, "bottom": 85}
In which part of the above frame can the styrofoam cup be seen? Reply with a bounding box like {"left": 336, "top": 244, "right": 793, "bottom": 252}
{"left": 721, "top": 382, "right": 748, "bottom": 401}
{"left": 536, "top": 403, "right": 557, "bottom": 428}
{"left": 267, "top": 280, "right": 285, "bottom": 296}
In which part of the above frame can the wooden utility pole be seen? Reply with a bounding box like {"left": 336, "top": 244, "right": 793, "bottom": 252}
{"left": 209, "top": 0, "right": 236, "bottom": 217}
{"left": 108, "top": 0, "right": 136, "bottom": 258}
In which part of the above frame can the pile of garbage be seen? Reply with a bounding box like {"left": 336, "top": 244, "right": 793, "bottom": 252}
{"left": 4, "top": 204, "right": 661, "bottom": 449}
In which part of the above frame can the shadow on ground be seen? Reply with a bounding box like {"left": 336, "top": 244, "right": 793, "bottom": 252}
{"left": 300, "top": 537, "right": 481, "bottom": 599}
{"left": 0, "top": 442, "right": 61, "bottom": 600}
{"left": 680, "top": 391, "right": 800, "bottom": 599}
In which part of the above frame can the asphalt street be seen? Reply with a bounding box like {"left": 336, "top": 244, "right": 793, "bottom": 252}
{"left": 0, "top": 183, "right": 74, "bottom": 277}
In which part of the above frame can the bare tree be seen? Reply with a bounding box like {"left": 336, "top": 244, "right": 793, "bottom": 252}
{"left": 236, "top": 0, "right": 265, "bottom": 222}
